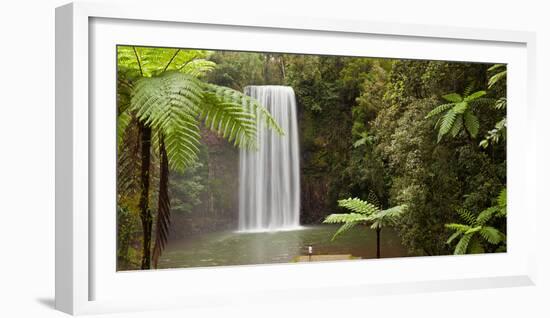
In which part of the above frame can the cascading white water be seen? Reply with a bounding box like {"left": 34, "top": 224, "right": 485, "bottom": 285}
{"left": 238, "top": 86, "right": 301, "bottom": 232}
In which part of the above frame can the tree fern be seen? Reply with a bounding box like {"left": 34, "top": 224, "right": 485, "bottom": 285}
{"left": 324, "top": 196, "right": 407, "bottom": 259}
{"left": 118, "top": 46, "right": 284, "bottom": 268}
{"left": 426, "top": 86, "right": 485, "bottom": 142}
{"left": 368, "top": 205, "right": 407, "bottom": 229}
{"left": 444, "top": 189, "right": 506, "bottom": 255}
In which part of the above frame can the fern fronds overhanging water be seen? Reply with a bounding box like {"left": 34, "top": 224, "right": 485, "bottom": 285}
{"left": 117, "top": 46, "right": 284, "bottom": 268}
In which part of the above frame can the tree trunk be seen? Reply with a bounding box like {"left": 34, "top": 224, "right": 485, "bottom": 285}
{"left": 376, "top": 227, "right": 381, "bottom": 259}
{"left": 138, "top": 123, "right": 152, "bottom": 270}
{"left": 152, "top": 139, "right": 171, "bottom": 268}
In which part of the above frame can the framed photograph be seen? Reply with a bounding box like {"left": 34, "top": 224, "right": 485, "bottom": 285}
{"left": 56, "top": 2, "right": 537, "bottom": 315}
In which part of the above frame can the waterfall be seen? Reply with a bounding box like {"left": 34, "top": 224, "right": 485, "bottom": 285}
{"left": 238, "top": 86, "right": 301, "bottom": 232}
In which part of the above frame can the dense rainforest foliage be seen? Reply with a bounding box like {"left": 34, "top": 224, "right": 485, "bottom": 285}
{"left": 117, "top": 47, "right": 506, "bottom": 270}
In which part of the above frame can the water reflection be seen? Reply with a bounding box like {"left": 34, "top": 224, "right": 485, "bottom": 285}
{"left": 158, "top": 224, "right": 409, "bottom": 269}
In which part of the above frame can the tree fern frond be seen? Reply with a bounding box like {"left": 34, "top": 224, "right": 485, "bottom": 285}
{"left": 205, "top": 83, "right": 284, "bottom": 136}
{"left": 323, "top": 213, "right": 369, "bottom": 224}
{"left": 337, "top": 198, "right": 380, "bottom": 215}
{"left": 452, "top": 102, "right": 468, "bottom": 114}
{"left": 479, "top": 226, "right": 504, "bottom": 245}
{"left": 366, "top": 205, "right": 407, "bottom": 229}
{"left": 488, "top": 70, "right": 507, "bottom": 89}
{"left": 438, "top": 110, "right": 458, "bottom": 142}
{"left": 131, "top": 72, "right": 205, "bottom": 173}
{"left": 456, "top": 208, "right": 476, "bottom": 226}
{"left": 465, "top": 225, "right": 482, "bottom": 235}
{"left": 117, "top": 118, "right": 141, "bottom": 199}
{"left": 117, "top": 110, "right": 132, "bottom": 149}
{"left": 454, "top": 233, "right": 473, "bottom": 255}
{"left": 450, "top": 115, "right": 463, "bottom": 137}
{"left": 463, "top": 109, "right": 479, "bottom": 138}
{"left": 464, "top": 90, "right": 486, "bottom": 102}
{"left": 495, "top": 97, "right": 507, "bottom": 110}
{"left": 330, "top": 221, "right": 360, "bottom": 241}
{"left": 497, "top": 188, "right": 507, "bottom": 216}
{"left": 442, "top": 93, "right": 462, "bottom": 103}
{"left": 467, "top": 237, "right": 485, "bottom": 254}
{"left": 425, "top": 103, "right": 454, "bottom": 119}
{"left": 488, "top": 64, "right": 505, "bottom": 72}
{"left": 445, "top": 223, "right": 471, "bottom": 233}
{"left": 466, "top": 98, "right": 494, "bottom": 111}
{"left": 476, "top": 206, "right": 499, "bottom": 226}
{"left": 199, "top": 92, "right": 257, "bottom": 149}
{"left": 463, "top": 82, "right": 475, "bottom": 96}
{"left": 367, "top": 190, "right": 381, "bottom": 209}
{"left": 446, "top": 230, "right": 462, "bottom": 244}
{"left": 372, "top": 205, "right": 408, "bottom": 221}
{"left": 179, "top": 59, "right": 216, "bottom": 77}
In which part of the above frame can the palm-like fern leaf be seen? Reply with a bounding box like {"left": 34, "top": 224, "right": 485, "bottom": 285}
{"left": 446, "top": 230, "right": 463, "bottom": 244}
{"left": 442, "top": 93, "right": 462, "bottom": 103}
{"left": 117, "top": 111, "right": 132, "bottom": 149}
{"left": 329, "top": 221, "right": 360, "bottom": 241}
{"left": 449, "top": 115, "right": 463, "bottom": 138}
{"left": 464, "top": 90, "right": 486, "bottom": 102}
{"left": 454, "top": 233, "right": 473, "bottom": 255}
{"left": 476, "top": 206, "right": 499, "bottom": 226}
{"left": 119, "top": 46, "right": 286, "bottom": 268}
{"left": 323, "top": 213, "right": 369, "bottom": 224}
{"left": 479, "top": 226, "right": 504, "bottom": 245}
{"left": 425, "top": 103, "right": 454, "bottom": 119}
{"left": 325, "top": 197, "right": 406, "bottom": 245}
{"left": 118, "top": 46, "right": 214, "bottom": 78}
{"left": 488, "top": 64, "right": 507, "bottom": 89}
{"left": 204, "top": 83, "right": 284, "bottom": 136}
{"left": 445, "top": 223, "right": 471, "bottom": 233}
{"left": 463, "top": 109, "right": 479, "bottom": 138}
{"left": 367, "top": 190, "right": 381, "bottom": 209}
{"left": 337, "top": 198, "right": 380, "bottom": 215}
{"left": 497, "top": 188, "right": 507, "bottom": 216}
{"left": 467, "top": 237, "right": 485, "bottom": 254}
{"left": 199, "top": 90, "right": 257, "bottom": 148}
{"left": 428, "top": 88, "right": 486, "bottom": 142}
{"left": 368, "top": 204, "right": 408, "bottom": 229}
{"left": 463, "top": 82, "right": 475, "bottom": 97}
{"left": 131, "top": 72, "right": 204, "bottom": 173}
{"left": 438, "top": 110, "right": 458, "bottom": 142}
{"left": 457, "top": 208, "right": 476, "bottom": 226}
{"left": 445, "top": 188, "right": 507, "bottom": 255}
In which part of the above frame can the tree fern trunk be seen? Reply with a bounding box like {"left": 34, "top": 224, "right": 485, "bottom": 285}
{"left": 376, "top": 227, "right": 381, "bottom": 259}
{"left": 138, "top": 123, "right": 152, "bottom": 270}
{"left": 152, "top": 139, "right": 170, "bottom": 268}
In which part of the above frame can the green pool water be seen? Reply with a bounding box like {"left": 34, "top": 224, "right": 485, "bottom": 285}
{"left": 157, "top": 224, "right": 409, "bottom": 269}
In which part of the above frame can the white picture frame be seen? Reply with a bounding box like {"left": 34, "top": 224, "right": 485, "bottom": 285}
{"left": 55, "top": 1, "right": 537, "bottom": 315}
